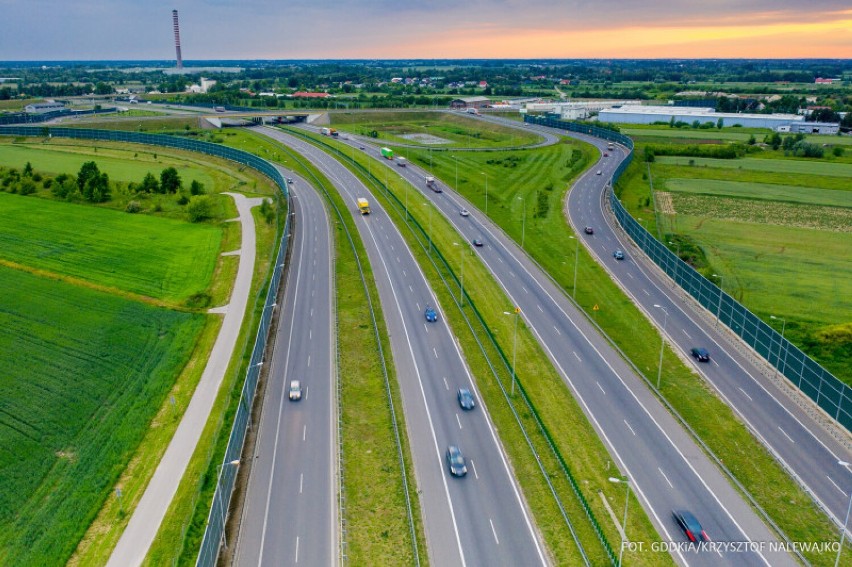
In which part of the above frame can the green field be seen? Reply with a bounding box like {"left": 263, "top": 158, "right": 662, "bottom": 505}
{"left": 665, "top": 178, "right": 852, "bottom": 208}
{"left": 0, "top": 192, "right": 221, "bottom": 303}
{"left": 657, "top": 155, "right": 852, "bottom": 176}
{"left": 622, "top": 127, "right": 755, "bottom": 142}
{"left": 0, "top": 143, "right": 215, "bottom": 187}
{"left": 331, "top": 110, "right": 542, "bottom": 147}
{"left": 0, "top": 265, "right": 205, "bottom": 566}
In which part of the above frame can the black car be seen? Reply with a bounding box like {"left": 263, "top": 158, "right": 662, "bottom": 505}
{"left": 472, "top": 238, "right": 484, "bottom": 247}
{"left": 446, "top": 445, "right": 467, "bottom": 477}
{"left": 691, "top": 347, "right": 710, "bottom": 362}
{"left": 457, "top": 388, "right": 476, "bottom": 410}
{"left": 673, "top": 509, "right": 709, "bottom": 542}
{"left": 584, "top": 226, "right": 594, "bottom": 235}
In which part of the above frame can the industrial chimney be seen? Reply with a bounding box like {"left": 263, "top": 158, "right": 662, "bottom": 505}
{"left": 172, "top": 10, "right": 183, "bottom": 69}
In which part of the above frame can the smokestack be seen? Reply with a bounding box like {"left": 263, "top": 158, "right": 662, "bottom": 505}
{"left": 172, "top": 10, "right": 183, "bottom": 69}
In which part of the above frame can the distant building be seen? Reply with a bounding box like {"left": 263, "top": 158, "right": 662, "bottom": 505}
{"left": 525, "top": 100, "right": 641, "bottom": 120}
{"left": 25, "top": 101, "right": 66, "bottom": 113}
{"left": 815, "top": 77, "right": 842, "bottom": 84}
{"left": 450, "top": 96, "right": 491, "bottom": 109}
{"left": 787, "top": 122, "right": 840, "bottom": 135}
{"left": 291, "top": 92, "right": 331, "bottom": 98}
{"left": 186, "top": 77, "right": 217, "bottom": 94}
{"left": 597, "top": 105, "right": 804, "bottom": 129}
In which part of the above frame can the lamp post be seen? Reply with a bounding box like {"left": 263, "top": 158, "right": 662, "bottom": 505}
{"left": 518, "top": 196, "right": 527, "bottom": 250}
{"left": 481, "top": 171, "right": 489, "bottom": 215}
{"left": 770, "top": 315, "right": 787, "bottom": 379}
{"left": 503, "top": 308, "right": 521, "bottom": 395}
{"left": 653, "top": 304, "right": 669, "bottom": 389}
{"left": 609, "top": 476, "right": 631, "bottom": 567}
{"left": 711, "top": 274, "right": 724, "bottom": 328}
{"left": 569, "top": 235, "right": 579, "bottom": 299}
{"left": 216, "top": 459, "right": 241, "bottom": 549}
{"left": 836, "top": 460, "right": 852, "bottom": 567}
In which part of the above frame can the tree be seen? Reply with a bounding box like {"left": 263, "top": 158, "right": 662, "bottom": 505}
{"left": 82, "top": 171, "right": 110, "bottom": 202}
{"left": 160, "top": 167, "right": 182, "bottom": 194}
{"left": 190, "top": 179, "right": 205, "bottom": 195}
{"left": 747, "top": 134, "right": 756, "bottom": 145}
{"left": 140, "top": 172, "right": 159, "bottom": 193}
{"left": 23, "top": 162, "right": 33, "bottom": 177}
{"left": 716, "top": 117, "right": 724, "bottom": 129}
{"left": 187, "top": 196, "right": 213, "bottom": 222}
{"left": 77, "top": 161, "right": 100, "bottom": 193}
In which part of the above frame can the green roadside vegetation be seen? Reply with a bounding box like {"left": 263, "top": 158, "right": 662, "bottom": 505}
{"left": 295, "top": 125, "right": 672, "bottom": 566}
{"left": 655, "top": 155, "right": 852, "bottom": 176}
{"left": 0, "top": 136, "right": 280, "bottom": 565}
{"left": 331, "top": 110, "right": 542, "bottom": 148}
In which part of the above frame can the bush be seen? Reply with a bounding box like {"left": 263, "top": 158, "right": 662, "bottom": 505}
{"left": 187, "top": 195, "right": 212, "bottom": 222}
{"left": 125, "top": 200, "right": 142, "bottom": 213}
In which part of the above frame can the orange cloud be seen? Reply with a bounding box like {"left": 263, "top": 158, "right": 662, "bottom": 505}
{"left": 376, "top": 11, "right": 852, "bottom": 59}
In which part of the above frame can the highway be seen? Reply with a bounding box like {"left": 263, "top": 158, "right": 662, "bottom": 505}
{"left": 563, "top": 134, "right": 852, "bottom": 535}
{"left": 233, "top": 170, "right": 338, "bottom": 566}
{"left": 342, "top": 125, "right": 796, "bottom": 566}
{"left": 255, "top": 126, "right": 548, "bottom": 567}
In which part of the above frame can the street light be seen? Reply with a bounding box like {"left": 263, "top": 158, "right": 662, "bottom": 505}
{"left": 569, "top": 235, "right": 579, "bottom": 299}
{"left": 653, "top": 304, "right": 669, "bottom": 390}
{"left": 609, "top": 476, "right": 631, "bottom": 567}
{"left": 836, "top": 460, "right": 852, "bottom": 567}
{"left": 518, "top": 196, "right": 527, "bottom": 250}
{"left": 711, "top": 274, "right": 724, "bottom": 328}
{"left": 481, "top": 171, "right": 489, "bottom": 215}
{"left": 216, "top": 459, "right": 241, "bottom": 549}
{"left": 770, "top": 315, "right": 787, "bottom": 379}
{"left": 503, "top": 307, "right": 521, "bottom": 395}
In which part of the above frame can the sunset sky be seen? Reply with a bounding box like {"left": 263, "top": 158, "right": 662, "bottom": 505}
{"left": 1, "top": 0, "right": 850, "bottom": 60}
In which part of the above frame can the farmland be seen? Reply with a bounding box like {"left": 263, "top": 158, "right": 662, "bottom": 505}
{"left": 656, "top": 155, "right": 852, "bottom": 177}
{"left": 664, "top": 178, "right": 852, "bottom": 208}
{"left": 0, "top": 192, "right": 222, "bottom": 304}
{"left": 0, "top": 264, "right": 205, "bottom": 566}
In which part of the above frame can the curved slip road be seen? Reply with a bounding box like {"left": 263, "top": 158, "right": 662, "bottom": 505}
{"left": 233, "top": 169, "right": 338, "bottom": 566}
{"left": 257, "top": 126, "right": 548, "bottom": 567}
{"left": 109, "top": 192, "right": 264, "bottom": 567}
{"left": 347, "top": 130, "right": 795, "bottom": 567}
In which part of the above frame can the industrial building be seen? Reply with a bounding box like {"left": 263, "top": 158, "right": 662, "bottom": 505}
{"left": 24, "top": 101, "right": 66, "bottom": 113}
{"left": 525, "top": 100, "right": 642, "bottom": 120}
{"left": 785, "top": 122, "right": 840, "bottom": 135}
{"left": 598, "top": 105, "right": 804, "bottom": 130}
{"left": 450, "top": 96, "right": 491, "bottom": 110}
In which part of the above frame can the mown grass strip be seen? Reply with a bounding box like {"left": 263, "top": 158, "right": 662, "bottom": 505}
{"left": 289, "top": 127, "right": 672, "bottom": 567}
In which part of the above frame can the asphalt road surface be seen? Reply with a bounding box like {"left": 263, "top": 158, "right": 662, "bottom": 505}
{"left": 234, "top": 171, "right": 338, "bottom": 566}
{"left": 345, "top": 130, "right": 796, "bottom": 567}
{"left": 257, "top": 126, "right": 548, "bottom": 567}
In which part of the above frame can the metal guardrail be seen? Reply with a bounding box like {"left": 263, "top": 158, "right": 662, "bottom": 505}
{"left": 0, "top": 125, "right": 292, "bottom": 566}
{"left": 293, "top": 128, "right": 614, "bottom": 565}
{"left": 525, "top": 114, "right": 851, "bottom": 433}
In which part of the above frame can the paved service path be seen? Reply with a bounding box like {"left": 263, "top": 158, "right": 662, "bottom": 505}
{"left": 108, "top": 192, "right": 265, "bottom": 567}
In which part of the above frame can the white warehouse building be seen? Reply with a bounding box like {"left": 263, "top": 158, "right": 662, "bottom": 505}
{"left": 526, "top": 100, "right": 642, "bottom": 120}
{"left": 598, "top": 105, "right": 804, "bottom": 130}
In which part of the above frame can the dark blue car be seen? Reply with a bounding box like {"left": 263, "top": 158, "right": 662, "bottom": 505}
{"left": 425, "top": 305, "right": 438, "bottom": 322}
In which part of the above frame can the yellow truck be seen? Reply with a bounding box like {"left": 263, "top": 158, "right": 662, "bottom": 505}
{"left": 357, "top": 198, "right": 371, "bottom": 215}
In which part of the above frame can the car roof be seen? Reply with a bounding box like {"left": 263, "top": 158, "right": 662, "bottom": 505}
{"left": 675, "top": 509, "right": 702, "bottom": 527}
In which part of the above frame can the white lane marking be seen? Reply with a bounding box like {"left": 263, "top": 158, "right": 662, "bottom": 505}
{"left": 642, "top": 288, "right": 650, "bottom": 296}
{"left": 304, "top": 386, "right": 308, "bottom": 401}
{"left": 456, "top": 414, "right": 463, "bottom": 429}
{"left": 497, "top": 257, "right": 504, "bottom": 263}
{"left": 597, "top": 381, "right": 606, "bottom": 395}
{"left": 827, "top": 475, "right": 848, "bottom": 497}
{"left": 409, "top": 285, "right": 413, "bottom": 292}
{"left": 573, "top": 351, "right": 582, "bottom": 362}
{"left": 659, "top": 468, "right": 673, "bottom": 488}
{"left": 295, "top": 536, "right": 300, "bottom": 563}
{"left": 522, "top": 286, "right": 528, "bottom": 294}
{"left": 303, "top": 425, "right": 307, "bottom": 442}
{"left": 712, "top": 359, "right": 720, "bottom": 367}
{"left": 396, "top": 256, "right": 400, "bottom": 263}
{"left": 307, "top": 355, "right": 311, "bottom": 368}
{"left": 627, "top": 272, "right": 634, "bottom": 279}
{"left": 537, "top": 304, "right": 544, "bottom": 313}
{"left": 778, "top": 426, "right": 795, "bottom": 444}
{"left": 433, "top": 347, "right": 439, "bottom": 358}
{"left": 310, "top": 308, "right": 313, "bottom": 317}
{"left": 682, "top": 329, "right": 691, "bottom": 339}
{"left": 300, "top": 473, "right": 304, "bottom": 494}
{"left": 403, "top": 269, "right": 407, "bottom": 277}
{"left": 471, "top": 459, "right": 479, "bottom": 479}
{"left": 554, "top": 326, "right": 561, "bottom": 336}
{"left": 424, "top": 323, "right": 429, "bottom": 333}
{"left": 509, "top": 271, "right": 516, "bottom": 278}
{"left": 309, "top": 329, "right": 312, "bottom": 340}
{"left": 443, "top": 377, "right": 449, "bottom": 390}
{"left": 416, "top": 302, "right": 421, "bottom": 311}
{"left": 490, "top": 518, "right": 500, "bottom": 545}
{"left": 624, "top": 420, "right": 636, "bottom": 436}
{"left": 738, "top": 387, "right": 753, "bottom": 402}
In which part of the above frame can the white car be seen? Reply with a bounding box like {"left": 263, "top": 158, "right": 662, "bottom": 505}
{"left": 460, "top": 209, "right": 470, "bottom": 217}
{"left": 289, "top": 380, "right": 302, "bottom": 401}
{"left": 596, "top": 170, "right": 602, "bottom": 175}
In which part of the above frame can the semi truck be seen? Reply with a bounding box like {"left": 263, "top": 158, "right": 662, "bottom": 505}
{"left": 425, "top": 176, "right": 441, "bottom": 192}
{"left": 321, "top": 127, "right": 338, "bottom": 136}
{"left": 380, "top": 147, "right": 394, "bottom": 160}
{"left": 357, "top": 198, "right": 371, "bottom": 215}
{"left": 396, "top": 157, "right": 407, "bottom": 167}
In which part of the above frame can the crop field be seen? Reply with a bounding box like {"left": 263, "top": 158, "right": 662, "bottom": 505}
{"left": 656, "top": 155, "right": 852, "bottom": 177}
{"left": 0, "top": 141, "right": 215, "bottom": 187}
{"left": 330, "top": 110, "right": 542, "bottom": 147}
{"left": 0, "top": 192, "right": 221, "bottom": 303}
{"left": 0, "top": 264, "right": 205, "bottom": 566}
{"left": 664, "top": 178, "right": 852, "bottom": 208}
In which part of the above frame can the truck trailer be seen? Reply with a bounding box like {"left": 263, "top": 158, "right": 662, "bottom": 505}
{"left": 380, "top": 147, "right": 394, "bottom": 160}
{"left": 357, "top": 198, "right": 371, "bottom": 215}
{"left": 425, "top": 176, "right": 441, "bottom": 192}
{"left": 396, "top": 157, "right": 407, "bottom": 167}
